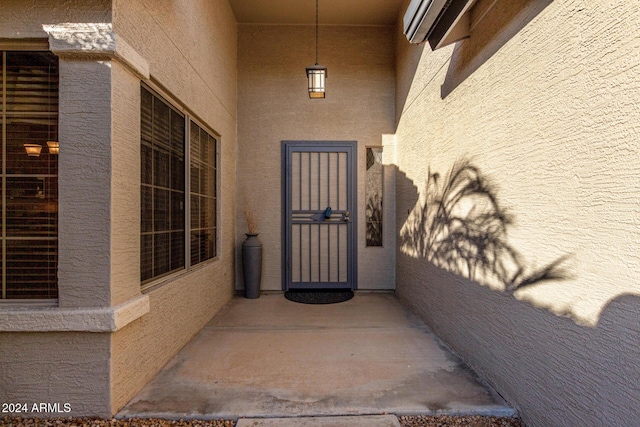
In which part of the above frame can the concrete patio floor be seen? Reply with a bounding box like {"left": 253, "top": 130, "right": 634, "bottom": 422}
{"left": 119, "top": 292, "right": 514, "bottom": 421}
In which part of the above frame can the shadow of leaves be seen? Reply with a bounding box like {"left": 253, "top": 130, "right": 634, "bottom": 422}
{"left": 400, "top": 159, "right": 570, "bottom": 292}
{"left": 366, "top": 194, "right": 383, "bottom": 246}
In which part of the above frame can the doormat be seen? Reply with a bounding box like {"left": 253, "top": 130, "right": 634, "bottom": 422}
{"left": 285, "top": 289, "right": 354, "bottom": 304}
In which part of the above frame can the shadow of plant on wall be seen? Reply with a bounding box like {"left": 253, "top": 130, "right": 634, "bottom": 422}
{"left": 400, "top": 159, "right": 570, "bottom": 292}
{"left": 366, "top": 194, "right": 383, "bottom": 246}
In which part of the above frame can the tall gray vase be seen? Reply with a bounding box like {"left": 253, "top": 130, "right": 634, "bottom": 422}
{"left": 242, "top": 233, "right": 262, "bottom": 298}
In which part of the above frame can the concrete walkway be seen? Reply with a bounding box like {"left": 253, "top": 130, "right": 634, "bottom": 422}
{"left": 119, "top": 292, "right": 513, "bottom": 420}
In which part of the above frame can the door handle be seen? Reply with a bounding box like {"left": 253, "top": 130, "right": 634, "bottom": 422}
{"left": 342, "top": 211, "right": 350, "bottom": 222}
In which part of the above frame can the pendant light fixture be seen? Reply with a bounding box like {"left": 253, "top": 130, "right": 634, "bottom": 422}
{"left": 24, "top": 144, "right": 43, "bottom": 157}
{"left": 306, "top": 0, "right": 326, "bottom": 98}
{"left": 46, "top": 140, "right": 59, "bottom": 154}
{"left": 23, "top": 61, "right": 58, "bottom": 157}
{"left": 46, "top": 61, "right": 59, "bottom": 155}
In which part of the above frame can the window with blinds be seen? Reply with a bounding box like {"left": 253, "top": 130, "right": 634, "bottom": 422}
{"left": 1, "top": 51, "right": 59, "bottom": 300}
{"left": 189, "top": 121, "right": 217, "bottom": 265}
{"left": 141, "top": 86, "right": 219, "bottom": 286}
{"left": 141, "top": 87, "right": 186, "bottom": 283}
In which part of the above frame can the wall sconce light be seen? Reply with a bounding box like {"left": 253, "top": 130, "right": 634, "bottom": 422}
{"left": 306, "top": 0, "right": 327, "bottom": 98}
{"left": 47, "top": 141, "right": 59, "bottom": 154}
{"left": 24, "top": 144, "right": 43, "bottom": 157}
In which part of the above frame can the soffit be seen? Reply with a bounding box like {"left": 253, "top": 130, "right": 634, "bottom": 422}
{"left": 228, "top": 0, "right": 402, "bottom": 26}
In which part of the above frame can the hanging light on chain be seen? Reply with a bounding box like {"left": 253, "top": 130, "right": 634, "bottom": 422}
{"left": 306, "top": 0, "right": 326, "bottom": 98}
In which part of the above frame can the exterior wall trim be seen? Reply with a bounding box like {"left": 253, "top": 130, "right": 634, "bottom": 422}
{"left": 0, "top": 294, "right": 149, "bottom": 332}
{"left": 44, "top": 23, "right": 149, "bottom": 79}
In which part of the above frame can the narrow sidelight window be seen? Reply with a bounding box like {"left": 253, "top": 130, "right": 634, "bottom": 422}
{"left": 0, "top": 51, "right": 59, "bottom": 300}
{"left": 365, "top": 147, "right": 383, "bottom": 247}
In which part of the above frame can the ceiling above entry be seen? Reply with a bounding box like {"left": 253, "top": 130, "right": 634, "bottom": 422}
{"left": 227, "top": 0, "right": 403, "bottom": 26}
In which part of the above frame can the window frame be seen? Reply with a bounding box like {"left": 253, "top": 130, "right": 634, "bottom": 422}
{"left": 140, "top": 83, "right": 220, "bottom": 290}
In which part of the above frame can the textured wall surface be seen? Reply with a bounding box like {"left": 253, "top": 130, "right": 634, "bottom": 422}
{"left": 110, "top": 60, "right": 144, "bottom": 307}
{"left": 237, "top": 24, "right": 396, "bottom": 291}
{"left": 0, "top": 0, "right": 111, "bottom": 38}
{"left": 109, "top": 0, "right": 238, "bottom": 414}
{"left": 110, "top": 264, "right": 233, "bottom": 412}
{"left": 113, "top": 0, "right": 238, "bottom": 128}
{"left": 0, "top": 333, "right": 111, "bottom": 416}
{"left": 58, "top": 59, "right": 113, "bottom": 308}
{"left": 0, "top": 1, "right": 116, "bottom": 417}
{"left": 3, "top": 0, "right": 639, "bottom": 423}
{"left": 0, "top": 0, "right": 237, "bottom": 417}
{"left": 394, "top": 0, "right": 640, "bottom": 426}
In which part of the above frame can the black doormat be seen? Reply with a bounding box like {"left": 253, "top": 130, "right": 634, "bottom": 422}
{"left": 285, "top": 288, "right": 354, "bottom": 304}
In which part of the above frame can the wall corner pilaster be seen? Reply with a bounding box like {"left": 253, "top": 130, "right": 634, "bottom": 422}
{"left": 45, "top": 23, "right": 149, "bottom": 79}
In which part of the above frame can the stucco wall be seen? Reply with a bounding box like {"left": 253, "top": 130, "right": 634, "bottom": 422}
{"left": 0, "top": 0, "right": 116, "bottom": 417}
{"left": 394, "top": 0, "right": 640, "bottom": 426}
{"left": 0, "top": 333, "right": 111, "bottom": 416}
{"left": 0, "top": 0, "right": 237, "bottom": 417}
{"left": 109, "top": 0, "right": 238, "bottom": 413}
{"left": 58, "top": 58, "right": 114, "bottom": 309}
{"left": 237, "top": 24, "right": 396, "bottom": 291}
{"left": 0, "top": 0, "right": 112, "bottom": 38}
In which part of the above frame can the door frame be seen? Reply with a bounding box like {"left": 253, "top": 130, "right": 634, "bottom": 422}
{"left": 281, "top": 140, "right": 358, "bottom": 291}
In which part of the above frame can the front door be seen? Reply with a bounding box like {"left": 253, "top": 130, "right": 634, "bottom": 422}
{"left": 282, "top": 141, "right": 357, "bottom": 290}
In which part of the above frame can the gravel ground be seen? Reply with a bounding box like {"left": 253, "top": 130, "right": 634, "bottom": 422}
{"left": 0, "top": 419, "right": 230, "bottom": 427}
{"left": 0, "top": 415, "right": 525, "bottom": 427}
{"left": 1, "top": 416, "right": 524, "bottom": 427}
{"left": 398, "top": 415, "right": 525, "bottom": 427}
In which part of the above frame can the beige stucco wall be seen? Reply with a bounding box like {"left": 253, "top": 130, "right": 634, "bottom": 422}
{"left": 1, "top": 0, "right": 237, "bottom": 417}
{"left": 394, "top": 0, "right": 640, "bottom": 426}
{"left": 0, "top": 0, "right": 116, "bottom": 417}
{"left": 0, "top": 333, "right": 111, "bottom": 416}
{"left": 109, "top": 0, "right": 238, "bottom": 414}
{"left": 237, "top": 24, "right": 396, "bottom": 291}
{"left": 3, "top": 0, "right": 638, "bottom": 424}
{"left": 0, "top": 0, "right": 112, "bottom": 38}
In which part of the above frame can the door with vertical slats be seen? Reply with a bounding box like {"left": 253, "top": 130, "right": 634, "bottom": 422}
{"left": 282, "top": 141, "right": 357, "bottom": 290}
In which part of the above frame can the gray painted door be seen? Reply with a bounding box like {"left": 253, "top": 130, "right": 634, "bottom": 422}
{"left": 282, "top": 141, "right": 357, "bottom": 290}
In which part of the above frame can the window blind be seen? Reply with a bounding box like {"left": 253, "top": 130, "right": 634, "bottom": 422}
{"left": 140, "top": 87, "right": 185, "bottom": 283}
{"left": 140, "top": 85, "right": 219, "bottom": 287}
{"left": 1, "top": 51, "right": 59, "bottom": 300}
{"left": 189, "top": 121, "right": 217, "bottom": 265}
